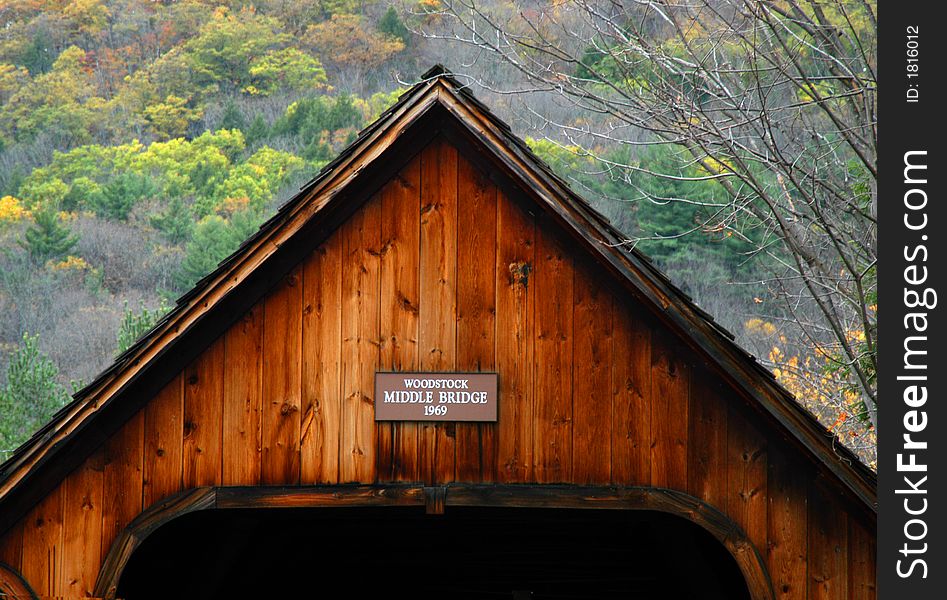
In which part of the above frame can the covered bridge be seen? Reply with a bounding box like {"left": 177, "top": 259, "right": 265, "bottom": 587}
{"left": 0, "top": 67, "right": 875, "bottom": 599}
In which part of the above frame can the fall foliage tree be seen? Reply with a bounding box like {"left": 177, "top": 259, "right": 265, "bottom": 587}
{"left": 305, "top": 13, "right": 404, "bottom": 90}
{"left": 0, "top": 45, "right": 106, "bottom": 143}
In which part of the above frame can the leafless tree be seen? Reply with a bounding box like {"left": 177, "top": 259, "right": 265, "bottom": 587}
{"left": 414, "top": 0, "right": 877, "bottom": 452}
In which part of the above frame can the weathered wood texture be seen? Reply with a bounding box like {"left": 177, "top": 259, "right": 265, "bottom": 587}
{"left": 0, "top": 138, "right": 874, "bottom": 599}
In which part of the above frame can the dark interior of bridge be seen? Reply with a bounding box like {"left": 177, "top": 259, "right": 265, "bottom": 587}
{"left": 118, "top": 505, "right": 751, "bottom": 599}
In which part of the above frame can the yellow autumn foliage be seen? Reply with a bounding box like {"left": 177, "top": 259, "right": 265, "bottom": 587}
{"left": 745, "top": 318, "right": 876, "bottom": 469}
{"left": 0, "top": 196, "right": 30, "bottom": 223}
{"left": 48, "top": 255, "right": 91, "bottom": 272}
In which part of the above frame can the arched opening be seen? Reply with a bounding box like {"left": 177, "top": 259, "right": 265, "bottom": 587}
{"left": 117, "top": 504, "right": 751, "bottom": 599}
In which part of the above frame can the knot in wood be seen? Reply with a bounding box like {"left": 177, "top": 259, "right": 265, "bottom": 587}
{"left": 508, "top": 261, "right": 531, "bottom": 287}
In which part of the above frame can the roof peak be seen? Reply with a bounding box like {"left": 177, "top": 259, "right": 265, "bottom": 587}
{"left": 420, "top": 64, "right": 452, "bottom": 80}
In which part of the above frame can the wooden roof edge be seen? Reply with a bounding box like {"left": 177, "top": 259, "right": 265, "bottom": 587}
{"left": 0, "top": 68, "right": 875, "bottom": 517}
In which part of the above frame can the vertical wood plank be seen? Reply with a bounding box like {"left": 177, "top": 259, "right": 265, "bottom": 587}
{"left": 610, "top": 307, "right": 651, "bottom": 485}
{"left": 0, "top": 519, "right": 24, "bottom": 572}
{"left": 143, "top": 374, "right": 183, "bottom": 507}
{"left": 532, "top": 225, "right": 573, "bottom": 483}
{"left": 183, "top": 337, "right": 224, "bottom": 488}
{"left": 650, "top": 329, "right": 688, "bottom": 490}
{"left": 61, "top": 450, "right": 104, "bottom": 598}
{"left": 727, "top": 407, "right": 768, "bottom": 552}
{"left": 222, "top": 305, "right": 263, "bottom": 486}
{"left": 809, "top": 483, "right": 849, "bottom": 600}
{"left": 767, "top": 449, "right": 808, "bottom": 600}
{"left": 340, "top": 196, "right": 382, "bottom": 483}
{"left": 21, "top": 484, "right": 63, "bottom": 598}
{"left": 418, "top": 140, "right": 457, "bottom": 484}
{"left": 455, "top": 155, "right": 497, "bottom": 482}
{"left": 687, "top": 369, "right": 728, "bottom": 508}
{"left": 571, "top": 260, "right": 612, "bottom": 485}
{"left": 379, "top": 157, "right": 421, "bottom": 482}
{"left": 102, "top": 411, "right": 143, "bottom": 555}
{"left": 848, "top": 516, "right": 876, "bottom": 599}
{"left": 261, "top": 267, "right": 303, "bottom": 484}
{"left": 496, "top": 190, "right": 535, "bottom": 483}
{"left": 301, "top": 235, "right": 343, "bottom": 484}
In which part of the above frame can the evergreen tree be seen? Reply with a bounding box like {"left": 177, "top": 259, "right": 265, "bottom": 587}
{"left": 116, "top": 299, "right": 171, "bottom": 356}
{"left": 20, "top": 207, "right": 79, "bottom": 263}
{"left": 0, "top": 333, "right": 71, "bottom": 460}
{"left": 378, "top": 6, "right": 410, "bottom": 43}
{"left": 175, "top": 208, "right": 263, "bottom": 290}
{"left": 245, "top": 114, "right": 269, "bottom": 146}
{"left": 150, "top": 196, "right": 195, "bottom": 245}
{"left": 20, "top": 30, "right": 55, "bottom": 75}
{"left": 219, "top": 100, "right": 248, "bottom": 132}
{"left": 91, "top": 172, "right": 156, "bottom": 221}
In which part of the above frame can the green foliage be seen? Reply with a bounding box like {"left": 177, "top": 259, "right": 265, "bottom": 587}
{"left": 116, "top": 298, "right": 172, "bottom": 356}
{"left": 0, "top": 164, "right": 24, "bottom": 198}
{"left": 182, "top": 7, "right": 325, "bottom": 97}
{"left": 91, "top": 172, "right": 157, "bottom": 221}
{"left": 319, "top": 0, "right": 362, "bottom": 17}
{"left": 19, "top": 30, "right": 56, "bottom": 75}
{"left": 219, "top": 101, "right": 248, "bottom": 132}
{"left": 210, "top": 146, "right": 305, "bottom": 212}
{"left": 0, "top": 333, "right": 71, "bottom": 461}
{"left": 143, "top": 95, "right": 203, "bottom": 140}
{"left": 19, "top": 177, "right": 69, "bottom": 209}
{"left": 357, "top": 88, "right": 406, "bottom": 121}
{"left": 245, "top": 47, "right": 327, "bottom": 96}
{"left": 62, "top": 177, "right": 102, "bottom": 212}
{"left": 175, "top": 208, "right": 264, "bottom": 290}
{"left": 528, "top": 138, "right": 769, "bottom": 298}
{"left": 274, "top": 95, "right": 363, "bottom": 160}
{"left": 276, "top": 95, "right": 363, "bottom": 137}
{"left": 19, "top": 208, "right": 79, "bottom": 264}
{"left": 245, "top": 114, "right": 270, "bottom": 146}
{"left": 109, "top": 48, "right": 202, "bottom": 134}
{"left": 185, "top": 8, "right": 288, "bottom": 92}
{"left": 378, "top": 6, "right": 410, "bottom": 43}
{"left": 150, "top": 196, "right": 195, "bottom": 245}
{"left": 0, "top": 45, "right": 104, "bottom": 143}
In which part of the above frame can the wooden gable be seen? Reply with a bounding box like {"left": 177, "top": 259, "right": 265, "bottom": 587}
{"left": 0, "top": 69, "right": 875, "bottom": 600}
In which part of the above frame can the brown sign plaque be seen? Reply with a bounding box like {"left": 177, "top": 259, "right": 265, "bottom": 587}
{"left": 374, "top": 372, "right": 498, "bottom": 422}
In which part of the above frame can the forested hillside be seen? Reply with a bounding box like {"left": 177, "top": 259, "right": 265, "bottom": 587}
{"left": 0, "top": 1, "right": 875, "bottom": 465}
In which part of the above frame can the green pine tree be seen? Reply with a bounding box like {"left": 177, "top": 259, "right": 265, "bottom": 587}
{"left": 0, "top": 333, "right": 71, "bottom": 460}
{"left": 20, "top": 207, "right": 79, "bottom": 263}
{"left": 378, "top": 6, "right": 410, "bottom": 43}
{"left": 245, "top": 115, "right": 270, "bottom": 146}
{"left": 150, "top": 196, "right": 195, "bottom": 245}
{"left": 91, "top": 172, "right": 156, "bottom": 221}
{"left": 219, "top": 100, "right": 248, "bottom": 132}
{"left": 175, "top": 208, "right": 263, "bottom": 290}
{"left": 116, "top": 299, "right": 172, "bottom": 356}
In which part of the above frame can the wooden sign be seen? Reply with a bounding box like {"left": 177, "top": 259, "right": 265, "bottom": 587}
{"left": 374, "top": 372, "right": 498, "bottom": 422}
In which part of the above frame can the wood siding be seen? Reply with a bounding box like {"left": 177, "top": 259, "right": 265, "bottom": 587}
{"left": 0, "top": 138, "right": 874, "bottom": 599}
